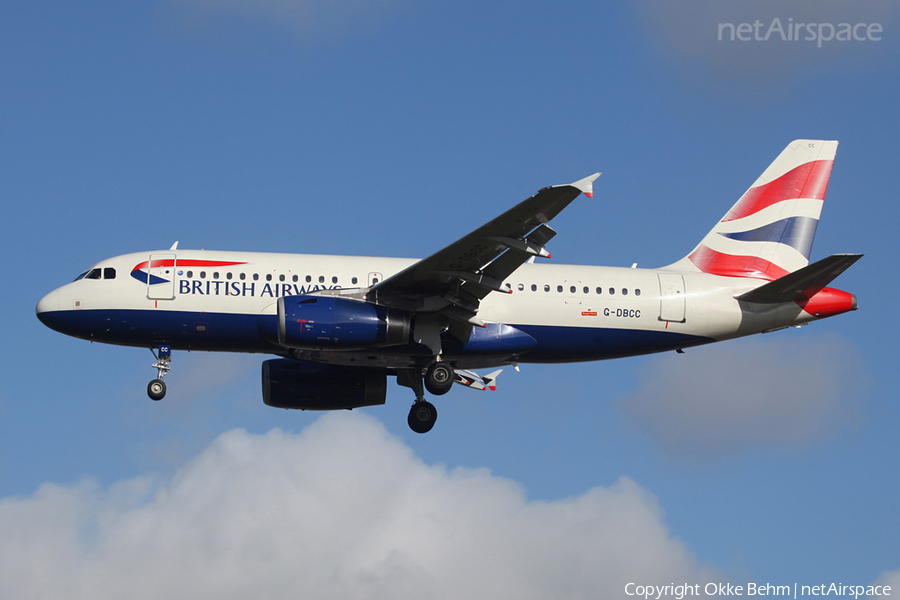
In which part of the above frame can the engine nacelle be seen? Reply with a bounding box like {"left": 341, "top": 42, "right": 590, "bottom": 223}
{"left": 277, "top": 295, "right": 410, "bottom": 349}
{"left": 262, "top": 359, "right": 386, "bottom": 410}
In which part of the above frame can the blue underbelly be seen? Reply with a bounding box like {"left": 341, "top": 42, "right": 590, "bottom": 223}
{"left": 39, "top": 308, "right": 714, "bottom": 363}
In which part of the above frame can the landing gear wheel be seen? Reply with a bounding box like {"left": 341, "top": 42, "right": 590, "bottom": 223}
{"left": 408, "top": 401, "right": 437, "bottom": 434}
{"left": 147, "top": 379, "right": 166, "bottom": 401}
{"left": 424, "top": 362, "right": 454, "bottom": 396}
{"left": 148, "top": 345, "right": 172, "bottom": 402}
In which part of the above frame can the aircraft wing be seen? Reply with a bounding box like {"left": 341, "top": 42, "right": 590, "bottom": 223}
{"left": 367, "top": 173, "right": 600, "bottom": 353}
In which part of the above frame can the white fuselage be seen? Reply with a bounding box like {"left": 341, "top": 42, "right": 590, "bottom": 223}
{"left": 36, "top": 249, "right": 822, "bottom": 370}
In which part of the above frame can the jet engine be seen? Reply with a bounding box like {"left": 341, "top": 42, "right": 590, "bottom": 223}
{"left": 261, "top": 358, "right": 386, "bottom": 410}
{"left": 277, "top": 295, "right": 410, "bottom": 349}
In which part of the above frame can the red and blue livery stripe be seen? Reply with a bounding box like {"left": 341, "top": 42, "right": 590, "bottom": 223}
{"left": 131, "top": 259, "right": 247, "bottom": 285}
{"left": 687, "top": 152, "right": 835, "bottom": 280}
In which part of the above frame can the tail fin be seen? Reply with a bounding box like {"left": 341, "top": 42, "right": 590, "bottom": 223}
{"left": 667, "top": 140, "right": 838, "bottom": 280}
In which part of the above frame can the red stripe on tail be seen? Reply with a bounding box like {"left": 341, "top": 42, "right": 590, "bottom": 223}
{"left": 688, "top": 245, "right": 790, "bottom": 280}
{"left": 722, "top": 160, "right": 833, "bottom": 222}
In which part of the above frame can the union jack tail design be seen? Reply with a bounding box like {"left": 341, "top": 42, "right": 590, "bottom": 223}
{"left": 668, "top": 140, "right": 838, "bottom": 280}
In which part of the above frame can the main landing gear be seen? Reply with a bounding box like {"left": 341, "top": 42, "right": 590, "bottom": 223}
{"left": 424, "top": 361, "right": 454, "bottom": 396}
{"left": 408, "top": 401, "right": 437, "bottom": 434}
{"left": 147, "top": 345, "right": 172, "bottom": 401}
{"left": 400, "top": 360, "right": 456, "bottom": 434}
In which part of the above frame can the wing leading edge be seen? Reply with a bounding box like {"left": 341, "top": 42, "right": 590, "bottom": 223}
{"left": 367, "top": 173, "right": 600, "bottom": 354}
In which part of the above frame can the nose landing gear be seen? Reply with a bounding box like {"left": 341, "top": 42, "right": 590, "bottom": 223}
{"left": 147, "top": 345, "right": 171, "bottom": 401}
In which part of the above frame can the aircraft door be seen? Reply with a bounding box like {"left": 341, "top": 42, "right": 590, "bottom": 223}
{"left": 658, "top": 273, "right": 685, "bottom": 323}
{"left": 147, "top": 253, "right": 177, "bottom": 300}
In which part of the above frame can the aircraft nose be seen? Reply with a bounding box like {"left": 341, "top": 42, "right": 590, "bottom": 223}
{"left": 37, "top": 290, "right": 59, "bottom": 314}
{"left": 36, "top": 290, "right": 59, "bottom": 323}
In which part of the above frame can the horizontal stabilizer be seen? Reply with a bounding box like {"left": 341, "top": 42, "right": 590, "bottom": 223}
{"left": 455, "top": 368, "right": 503, "bottom": 391}
{"left": 736, "top": 253, "right": 863, "bottom": 304}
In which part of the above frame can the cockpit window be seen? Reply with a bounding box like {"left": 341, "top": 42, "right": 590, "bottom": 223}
{"left": 74, "top": 267, "right": 114, "bottom": 281}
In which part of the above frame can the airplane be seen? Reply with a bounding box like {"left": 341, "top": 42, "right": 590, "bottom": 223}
{"left": 36, "top": 139, "right": 861, "bottom": 433}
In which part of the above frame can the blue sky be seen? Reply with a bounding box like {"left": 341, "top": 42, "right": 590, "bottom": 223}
{"left": 2, "top": 1, "right": 899, "bottom": 597}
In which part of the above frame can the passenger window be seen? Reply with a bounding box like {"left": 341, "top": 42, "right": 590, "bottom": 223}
{"left": 352, "top": 277, "right": 358, "bottom": 285}
{"left": 544, "top": 284, "right": 550, "bottom": 292}
{"left": 557, "top": 285, "right": 563, "bottom": 293}
{"left": 279, "top": 274, "right": 285, "bottom": 282}
{"left": 583, "top": 286, "right": 589, "bottom": 294}
{"left": 85, "top": 268, "right": 101, "bottom": 280}
{"left": 622, "top": 288, "right": 628, "bottom": 296}
{"left": 226, "top": 272, "right": 232, "bottom": 280}
{"left": 570, "top": 286, "right": 576, "bottom": 293}
{"left": 240, "top": 273, "right": 245, "bottom": 281}
{"left": 531, "top": 284, "right": 537, "bottom": 292}
{"left": 306, "top": 275, "right": 312, "bottom": 283}
{"left": 253, "top": 273, "right": 259, "bottom": 281}
{"left": 319, "top": 276, "right": 325, "bottom": 283}
{"left": 609, "top": 287, "right": 615, "bottom": 295}
{"left": 292, "top": 275, "right": 298, "bottom": 282}
{"left": 187, "top": 271, "right": 193, "bottom": 278}
{"left": 266, "top": 274, "right": 272, "bottom": 281}
{"left": 332, "top": 276, "right": 338, "bottom": 284}
{"left": 200, "top": 271, "right": 206, "bottom": 279}
{"left": 596, "top": 287, "right": 602, "bottom": 294}
{"left": 636, "top": 289, "right": 641, "bottom": 296}
{"left": 518, "top": 283, "right": 524, "bottom": 291}
{"left": 213, "top": 272, "right": 219, "bottom": 279}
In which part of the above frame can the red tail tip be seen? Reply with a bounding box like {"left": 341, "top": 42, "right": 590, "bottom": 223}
{"left": 797, "top": 287, "right": 856, "bottom": 318}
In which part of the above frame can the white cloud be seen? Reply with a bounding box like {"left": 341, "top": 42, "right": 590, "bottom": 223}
{"left": 617, "top": 334, "right": 867, "bottom": 458}
{"left": 875, "top": 568, "right": 900, "bottom": 591}
{"left": 0, "top": 412, "right": 714, "bottom": 599}
{"left": 117, "top": 352, "right": 262, "bottom": 469}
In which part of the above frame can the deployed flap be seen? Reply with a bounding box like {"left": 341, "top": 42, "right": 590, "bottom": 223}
{"left": 463, "top": 225, "right": 557, "bottom": 302}
{"left": 367, "top": 174, "right": 600, "bottom": 339}
{"left": 736, "top": 253, "right": 862, "bottom": 304}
